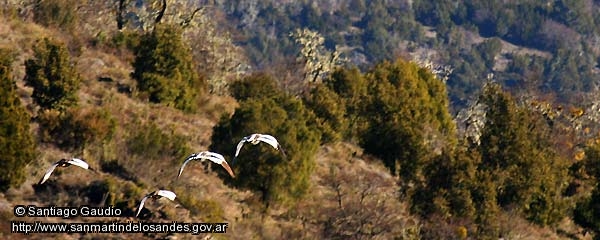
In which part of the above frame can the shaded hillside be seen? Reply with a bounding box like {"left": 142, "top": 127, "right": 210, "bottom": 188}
{"left": 211, "top": 0, "right": 600, "bottom": 107}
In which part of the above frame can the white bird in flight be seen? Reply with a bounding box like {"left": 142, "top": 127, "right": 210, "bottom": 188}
{"left": 178, "top": 151, "right": 235, "bottom": 178}
{"left": 135, "top": 190, "right": 177, "bottom": 217}
{"left": 38, "top": 158, "right": 94, "bottom": 185}
{"left": 234, "top": 134, "right": 286, "bottom": 163}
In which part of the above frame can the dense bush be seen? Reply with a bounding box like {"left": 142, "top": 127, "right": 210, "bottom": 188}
{"left": 574, "top": 186, "right": 600, "bottom": 240}
{"left": 210, "top": 94, "right": 321, "bottom": 206}
{"left": 302, "top": 84, "right": 347, "bottom": 144}
{"left": 132, "top": 24, "right": 205, "bottom": 112}
{"left": 25, "top": 37, "right": 80, "bottom": 112}
{"left": 574, "top": 143, "right": 600, "bottom": 238}
{"left": 412, "top": 82, "right": 571, "bottom": 238}
{"left": 358, "top": 59, "right": 456, "bottom": 181}
{"left": 478, "top": 83, "right": 570, "bottom": 226}
{"left": 324, "top": 67, "right": 369, "bottom": 141}
{"left": 229, "top": 73, "right": 282, "bottom": 101}
{"left": 412, "top": 145, "right": 479, "bottom": 219}
{"left": 0, "top": 48, "right": 36, "bottom": 192}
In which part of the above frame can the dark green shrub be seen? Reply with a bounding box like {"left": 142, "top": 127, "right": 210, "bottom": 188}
{"left": 325, "top": 67, "right": 369, "bottom": 140}
{"left": 358, "top": 59, "right": 456, "bottom": 180}
{"left": 229, "top": 73, "right": 282, "bottom": 101}
{"left": 573, "top": 143, "right": 600, "bottom": 238}
{"left": 302, "top": 84, "right": 347, "bottom": 144}
{"left": 25, "top": 38, "right": 80, "bottom": 112}
{"left": 132, "top": 24, "right": 205, "bottom": 112}
{"left": 573, "top": 186, "right": 600, "bottom": 239}
{"left": 0, "top": 48, "right": 36, "bottom": 192}
{"left": 210, "top": 95, "right": 321, "bottom": 206}
{"left": 478, "top": 83, "right": 570, "bottom": 225}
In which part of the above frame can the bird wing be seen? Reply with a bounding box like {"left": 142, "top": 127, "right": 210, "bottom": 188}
{"left": 257, "top": 135, "right": 280, "bottom": 150}
{"left": 204, "top": 151, "right": 225, "bottom": 161}
{"left": 156, "top": 190, "right": 177, "bottom": 201}
{"left": 184, "top": 153, "right": 201, "bottom": 161}
{"left": 258, "top": 135, "right": 287, "bottom": 157}
{"left": 39, "top": 163, "right": 59, "bottom": 185}
{"left": 197, "top": 153, "right": 235, "bottom": 178}
{"left": 136, "top": 196, "right": 149, "bottom": 217}
{"left": 220, "top": 160, "right": 235, "bottom": 178}
{"left": 67, "top": 158, "right": 90, "bottom": 170}
{"left": 234, "top": 138, "right": 248, "bottom": 158}
{"left": 202, "top": 152, "right": 225, "bottom": 164}
{"left": 177, "top": 157, "right": 195, "bottom": 178}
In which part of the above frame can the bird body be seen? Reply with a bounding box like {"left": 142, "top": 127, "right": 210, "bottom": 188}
{"left": 178, "top": 151, "right": 235, "bottom": 178}
{"left": 136, "top": 190, "right": 177, "bottom": 217}
{"left": 39, "top": 158, "right": 94, "bottom": 185}
{"left": 234, "top": 134, "right": 286, "bottom": 163}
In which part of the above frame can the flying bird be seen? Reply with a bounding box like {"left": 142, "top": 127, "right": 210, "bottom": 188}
{"left": 234, "top": 134, "right": 286, "bottom": 163}
{"left": 136, "top": 190, "right": 177, "bottom": 217}
{"left": 178, "top": 151, "right": 235, "bottom": 178}
{"left": 38, "top": 158, "right": 95, "bottom": 185}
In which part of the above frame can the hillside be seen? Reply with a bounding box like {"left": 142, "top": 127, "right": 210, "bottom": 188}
{"left": 1, "top": 1, "right": 600, "bottom": 240}
{"left": 213, "top": 0, "right": 600, "bottom": 108}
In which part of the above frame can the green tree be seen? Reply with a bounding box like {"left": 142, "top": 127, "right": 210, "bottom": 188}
{"left": 574, "top": 143, "right": 600, "bottom": 239}
{"left": 413, "top": 144, "right": 479, "bottom": 219}
{"left": 478, "top": 83, "right": 570, "bottom": 225}
{"left": 324, "top": 67, "right": 369, "bottom": 140}
{"left": 210, "top": 95, "right": 320, "bottom": 207}
{"left": 358, "top": 59, "right": 456, "bottom": 183}
{"left": 24, "top": 38, "right": 80, "bottom": 112}
{"left": 229, "top": 73, "right": 282, "bottom": 101}
{"left": 0, "top": 48, "right": 36, "bottom": 191}
{"left": 574, "top": 186, "right": 600, "bottom": 240}
{"left": 302, "top": 84, "right": 347, "bottom": 144}
{"left": 132, "top": 23, "right": 204, "bottom": 112}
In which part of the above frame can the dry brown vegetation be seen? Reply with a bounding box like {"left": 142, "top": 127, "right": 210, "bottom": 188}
{"left": 0, "top": 13, "right": 415, "bottom": 240}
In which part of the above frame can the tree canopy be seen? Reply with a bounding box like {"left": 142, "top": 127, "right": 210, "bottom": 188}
{"left": 358, "top": 59, "right": 456, "bottom": 181}
{"left": 211, "top": 75, "right": 321, "bottom": 206}
{"left": 24, "top": 37, "right": 80, "bottom": 112}
{"left": 132, "top": 23, "right": 205, "bottom": 112}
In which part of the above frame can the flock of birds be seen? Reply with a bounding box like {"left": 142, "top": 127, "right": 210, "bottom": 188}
{"left": 37, "top": 133, "right": 286, "bottom": 218}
